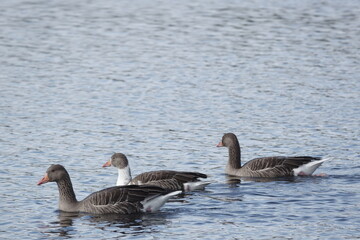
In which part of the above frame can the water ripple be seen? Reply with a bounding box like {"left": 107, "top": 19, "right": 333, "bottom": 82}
{"left": 1, "top": 0, "right": 359, "bottom": 239}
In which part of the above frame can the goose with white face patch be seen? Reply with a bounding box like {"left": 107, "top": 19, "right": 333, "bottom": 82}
{"left": 217, "top": 133, "right": 329, "bottom": 178}
{"left": 103, "top": 153, "right": 210, "bottom": 192}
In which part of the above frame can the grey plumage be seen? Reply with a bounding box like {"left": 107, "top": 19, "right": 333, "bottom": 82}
{"left": 217, "top": 133, "right": 324, "bottom": 177}
{"left": 106, "top": 153, "right": 209, "bottom": 191}
{"left": 38, "top": 164, "right": 173, "bottom": 214}
{"left": 130, "top": 170, "right": 207, "bottom": 191}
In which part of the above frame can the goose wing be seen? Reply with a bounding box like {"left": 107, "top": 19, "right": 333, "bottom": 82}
{"left": 132, "top": 170, "right": 207, "bottom": 184}
{"left": 80, "top": 185, "right": 166, "bottom": 214}
{"left": 242, "top": 156, "right": 321, "bottom": 177}
{"left": 135, "top": 178, "right": 183, "bottom": 190}
{"left": 131, "top": 170, "right": 207, "bottom": 191}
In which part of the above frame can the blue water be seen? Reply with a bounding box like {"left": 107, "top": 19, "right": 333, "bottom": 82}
{"left": 1, "top": 0, "right": 359, "bottom": 239}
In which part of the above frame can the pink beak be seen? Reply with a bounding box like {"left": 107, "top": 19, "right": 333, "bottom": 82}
{"left": 216, "top": 141, "right": 224, "bottom": 147}
{"left": 102, "top": 160, "right": 112, "bottom": 167}
{"left": 37, "top": 173, "right": 49, "bottom": 185}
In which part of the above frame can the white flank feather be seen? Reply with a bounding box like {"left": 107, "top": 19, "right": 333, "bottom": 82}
{"left": 142, "top": 191, "right": 181, "bottom": 213}
{"left": 183, "top": 181, "right": 211, "bottom": 192}
{"left": 293, "top": 157, "right": 330, "bottom": 176}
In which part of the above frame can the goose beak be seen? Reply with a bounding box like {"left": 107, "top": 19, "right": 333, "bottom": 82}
{"left": 37, "top": 173, "right": 49, "bottom": 185}
{"left": 216, "top": 141, "right": 224, "bottom": 147}
{"left": 102, "top": 160, "right": 112, "bottom": 167}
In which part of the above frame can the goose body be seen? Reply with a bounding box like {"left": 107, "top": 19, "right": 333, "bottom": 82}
{"left": 217, "top": 133, "right": 328, "bottom": 177}
{"left": 38, "top": 164, "right": 180, "bottom": 214}
{"left": 103, "top": 153, "right": 210, "bottom": 191}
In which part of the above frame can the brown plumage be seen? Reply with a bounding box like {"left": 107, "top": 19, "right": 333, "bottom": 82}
{"left": 103, "top": 153, "right": 210, "bottom": 191}
{"left": 130, "top": 170, "right": 208, "bottom": 191}
{"left": 217, "top": 133, "right": 326, "bottom": 177}
{"left": 37, "top": 164, "right": 179, "bottom": 214}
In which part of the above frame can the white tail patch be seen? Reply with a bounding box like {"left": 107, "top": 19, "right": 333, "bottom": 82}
{"left": 183, "top": 181, "right": 211, "bottom": 192}
{"left": 141, "top": 191, "right": 181, "bottom": 213}
{"left": 293, "top": 157, "right": 331, "bottom": 176}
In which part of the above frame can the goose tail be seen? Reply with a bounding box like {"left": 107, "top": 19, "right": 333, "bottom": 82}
{"left": 293, "top": 157, "right": 331, "bottom": 176}
{"left": 183, "top": 181, "right": 211, "bottom": 192}
{"left": 141, "top": 190, "right": 181, "bottom": 213}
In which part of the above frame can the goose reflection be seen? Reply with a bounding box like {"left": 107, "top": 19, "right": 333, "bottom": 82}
{"left": 226, "top": 175, "right": 241, "bottom": 187}
{"left": 226, "top": 175, "right": 298, "bottom": 185}
{"left": 57, "top": 211, "right": 79, "bottom": 227}
{"left": 54, "top": 210, "right": 173, "bottom": 237}
{"left": 57, "top": 211, "right": 144, "bottom": 227}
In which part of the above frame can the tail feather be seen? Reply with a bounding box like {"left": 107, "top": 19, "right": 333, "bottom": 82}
{"left": 141, "top": 191, "right": 181, "bottom": 213}
{"left": 183, "top": 181, "right": 211, "bottom": 192}
{"left": 293, "top": 157, "right": 330, "bottom": 176}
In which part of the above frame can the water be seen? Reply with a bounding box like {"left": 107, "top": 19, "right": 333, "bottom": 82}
{"left": 1, "top": 0, "right": 359, "bottom": 239}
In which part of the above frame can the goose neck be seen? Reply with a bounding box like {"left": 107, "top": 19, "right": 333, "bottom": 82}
{"left": 227, "top": 145, "right": 241, "bottom": 170}
{"left": 116, "top": 167, "right": 132, "bottom": 186}
{"left": 56, "top": 175, "right": 77, "bottom": 206}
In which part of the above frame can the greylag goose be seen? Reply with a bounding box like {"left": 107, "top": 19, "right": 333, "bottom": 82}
{"left": 103, "top": 153, "right": 210, "bottom": 191}
{"left": 37, "top": 164, "right": 181, "bottom": 214}
{"left": 217, "top": 133, "right": 328, "bottom": 177}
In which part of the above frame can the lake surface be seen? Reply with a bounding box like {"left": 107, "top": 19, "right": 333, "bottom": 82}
{"left": 1, "top": 0, "right": 359, "bottom": 239}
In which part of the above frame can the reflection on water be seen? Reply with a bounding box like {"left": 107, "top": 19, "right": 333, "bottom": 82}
{"left": 43, "top": 210, "right": 174, "bottom": 239}
{"left": 225, "top": 174, "right": 302, "bottom": 185}
{"left": 229, "top": 175, "right": 299, "bottom": 183}
{"left": 56, "top": 211, "right": 144, "bottom": 228}
{"left": 226, "top": 176, "right": 241, "bottom": 186}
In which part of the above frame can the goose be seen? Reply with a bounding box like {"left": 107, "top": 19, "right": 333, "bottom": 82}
{"left": 217, "top": 133, "right": 328, "bottom": 177}
{"left": 37, "top": 164, "right": 181, "bottom": 214}
{"left": 102, "top": 153, "right": 210, "bottom": 191}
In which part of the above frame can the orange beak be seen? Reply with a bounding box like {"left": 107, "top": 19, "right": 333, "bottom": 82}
{"left": 216, "top": 141, "right": 224, "bottom": 147}
{"left": 102, "top": 160, "right": 112, "bottom": 168}
{"left": 37, "top": 173, "right": 49, "bottom": 185}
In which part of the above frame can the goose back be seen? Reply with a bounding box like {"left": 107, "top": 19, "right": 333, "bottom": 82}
{"left": 234, "top": 156, "right": 321, "bottom": 177}
{"left": 130, "top": 170, "right": 208, "bottom": 190}
{"left": 79, "top": 185, "right": 167, "bottom": 214}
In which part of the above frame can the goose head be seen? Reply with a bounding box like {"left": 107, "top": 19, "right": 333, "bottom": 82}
{"left": 103, "top": 153, "right": 129, "bottom": 169}
{"left": 37, "top": 164, "right": 68, "bottom": 185}
{"left": 217, "top": 133, "right": 239, "bottom": 148}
